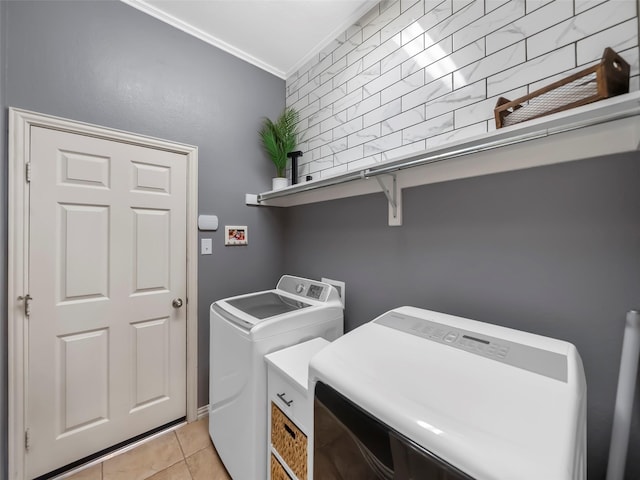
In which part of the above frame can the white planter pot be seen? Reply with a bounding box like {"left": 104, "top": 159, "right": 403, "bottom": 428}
{"left": 272, "top": 177, "right": 289, "bottom": 190}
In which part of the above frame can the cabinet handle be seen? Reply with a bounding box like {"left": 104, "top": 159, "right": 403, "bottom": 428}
{"left": 277, "top": 392, "right": 293, "bottom": 406}
{"left": 284, "top": 423, "right": 296, "bottom": 439}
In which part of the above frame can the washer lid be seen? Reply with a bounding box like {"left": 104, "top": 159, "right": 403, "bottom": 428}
{"left": 226, "top": 291, "right": 310, "bottom": 319}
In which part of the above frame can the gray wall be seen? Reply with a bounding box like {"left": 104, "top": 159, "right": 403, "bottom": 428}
{"left": 283, "top": 152, "right": 640, "bottom": 479}
{"left": 0, "top": 1, "right": 285, "bottom": 471}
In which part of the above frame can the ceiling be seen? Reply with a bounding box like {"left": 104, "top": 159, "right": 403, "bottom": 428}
{"left": 123, "top": 0, "right": 379, "bottom": 79}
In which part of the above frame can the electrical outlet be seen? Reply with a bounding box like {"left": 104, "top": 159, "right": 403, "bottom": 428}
{"left": 322, "top": 278, "right": 345, "bottom": 307}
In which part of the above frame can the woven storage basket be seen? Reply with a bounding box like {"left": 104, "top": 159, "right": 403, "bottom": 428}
{"left": 494, "top": 48, "right": 630, "bottom": 128}
{"left": 271, "top": 403, "right": 307, "bottom": 480}
{"left": 271, "top": 454, "right": 292, "bottom": 480}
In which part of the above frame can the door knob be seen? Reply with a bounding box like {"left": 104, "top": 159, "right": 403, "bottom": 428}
{"left": 172, "top": 298, "right": 183, "bottom": 308}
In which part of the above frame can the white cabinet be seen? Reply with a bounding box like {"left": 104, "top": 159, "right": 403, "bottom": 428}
{"left": 265, "top": 338, "right": 329, "bottom": 480}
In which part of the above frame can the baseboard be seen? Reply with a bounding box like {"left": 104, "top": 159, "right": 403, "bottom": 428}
{"left": 197, "top": 404, "right": 209, "bottom": 419}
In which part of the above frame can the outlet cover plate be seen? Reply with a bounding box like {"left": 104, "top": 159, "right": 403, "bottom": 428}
{"left": 322, "top": 277, "right": 345, "bottom": 307}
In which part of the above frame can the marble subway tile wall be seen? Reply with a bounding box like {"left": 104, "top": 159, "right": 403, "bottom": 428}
{"left": 285, "top": 0, "right": 639, "bottom": 182}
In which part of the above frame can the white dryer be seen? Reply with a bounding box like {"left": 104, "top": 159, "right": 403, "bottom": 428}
{"left": 309, "top": 306, "right": 587, "bottom": 480}
{"left": 209, "top": 275, "right": 343, "bottom": 480}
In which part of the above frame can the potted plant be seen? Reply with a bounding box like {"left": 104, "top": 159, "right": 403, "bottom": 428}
{"left": 259, "top": 107, "right": 299, "bottom": 190}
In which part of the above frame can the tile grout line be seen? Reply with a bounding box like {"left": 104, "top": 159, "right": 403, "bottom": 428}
{"left": 175, "top": 430, "right": 187, "bottom": 460}
{"left": 141, "top": 432, "right": 186, "bottom": 480}
{"left": 172, "top": 429, "right": 197, "bottom": 480}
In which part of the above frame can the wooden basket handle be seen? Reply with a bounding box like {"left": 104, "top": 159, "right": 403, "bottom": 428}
{"left": 495, "top": 97, "right": 511, "bottom": 108}
{"left": 602, "top": 47, "right": 630, "bottom": 75}
{"left": 494, "top": 97, "right": 522, "bottom": 112}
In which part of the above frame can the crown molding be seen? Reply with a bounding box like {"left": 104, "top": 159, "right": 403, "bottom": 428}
{"left": 121, "top": 0, "right": 287, "bottom": 79}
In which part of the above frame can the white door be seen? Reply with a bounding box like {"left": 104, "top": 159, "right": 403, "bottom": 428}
{"left": 26, "top": 127, "right": 187, "bottom": 478}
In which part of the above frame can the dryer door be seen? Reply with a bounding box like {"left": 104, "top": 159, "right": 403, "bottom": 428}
{"left": 314, "top": 382, "right": 475, "bottom": 480}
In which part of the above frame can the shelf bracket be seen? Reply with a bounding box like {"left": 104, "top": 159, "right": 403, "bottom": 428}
{"left": 375, "top": 174, "right": 402, "bottom": 226}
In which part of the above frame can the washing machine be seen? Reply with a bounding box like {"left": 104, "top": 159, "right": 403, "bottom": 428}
{"left": 209, "top": 275, "right": 343, "bottom": 480}
{"left": 310, "top": 306, "right": 586, "bottom": 480}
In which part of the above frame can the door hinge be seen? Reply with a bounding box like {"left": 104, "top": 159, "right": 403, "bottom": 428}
{"left": 25, "top": 428, "right": 30, "bottom": 452}
{"left": 18, "top": 294, "right": 32, "bottom": 317}
{"left": 25, "top": 162, "right": 32, "bottom": 183}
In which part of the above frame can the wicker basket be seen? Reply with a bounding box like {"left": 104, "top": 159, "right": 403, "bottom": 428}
{"left": 271, "top": 454, "right": 292, "bottom": 480}
{"left": 494, "top": 48, "right": 630, "bottom": 128}
{"left": 271, "top": 403, "right": 307, "bottom": 480}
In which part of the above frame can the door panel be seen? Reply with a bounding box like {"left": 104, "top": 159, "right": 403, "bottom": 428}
{"left": 27, "top": 126, "right": 187, "bottom": 478}
{"left": 133, "top": 208, "right": 170, "bottom": 293}
{"left": 59, "top": 150, "right": 111, "bottom": 188}
{"left": 59, "top": 203, "right": 110, "bottom": 301}
{"left": 58, "top": 329, "right": 109, "bottom": 435}
{"left": 132, "top": 161, "right": 171, "bottom": 194}
{"left": 131, "top": 317, "right": 170, "bottom": 410}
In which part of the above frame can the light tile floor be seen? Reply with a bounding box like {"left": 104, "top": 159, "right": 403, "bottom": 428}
{"left": 65, "top": 417, "right": 231, "bottom": 480}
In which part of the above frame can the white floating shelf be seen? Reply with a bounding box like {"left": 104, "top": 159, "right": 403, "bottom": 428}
{"left": 248, "top": 92, "right": 640, "bottom": 225}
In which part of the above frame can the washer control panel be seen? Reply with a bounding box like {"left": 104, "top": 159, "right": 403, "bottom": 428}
{"left": 277, "top": 275, "right": 335, "bottom": 303}
{"left": 375, "top": 312, "right": 568, "bottom": 382}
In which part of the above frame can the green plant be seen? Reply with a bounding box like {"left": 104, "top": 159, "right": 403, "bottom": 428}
{"left": 259, "top": 107, "right": 299, "bottom": 178}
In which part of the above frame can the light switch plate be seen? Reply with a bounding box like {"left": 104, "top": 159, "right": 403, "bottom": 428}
{"left": 224, "top": 226, "right": 248, "bottom": 246}
{"left": 201, "top": 238, "right": 212, "bottom": 255}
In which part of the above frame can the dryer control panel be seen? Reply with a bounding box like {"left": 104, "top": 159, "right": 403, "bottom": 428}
{"left": 375, "top": 312, "right": 568, "bottom": 382}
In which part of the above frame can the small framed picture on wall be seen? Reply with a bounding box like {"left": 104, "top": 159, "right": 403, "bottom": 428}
{"left": 224, "top": 225, "right": 248, "bottom": 246}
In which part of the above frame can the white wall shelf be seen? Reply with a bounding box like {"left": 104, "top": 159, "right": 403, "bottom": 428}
{"left": 247, "top": 92, "right": 640, "bottom": 226}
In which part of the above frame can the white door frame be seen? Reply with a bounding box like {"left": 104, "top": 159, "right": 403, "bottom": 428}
{"left": 8, "top": 107, "right": 199, "bottom": 480}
